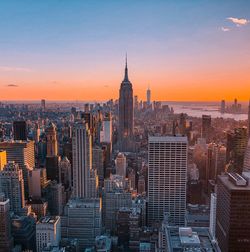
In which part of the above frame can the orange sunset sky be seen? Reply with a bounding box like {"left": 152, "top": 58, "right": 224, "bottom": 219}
{"left": 0, "top": 1, "right": 249, "bottom": 101}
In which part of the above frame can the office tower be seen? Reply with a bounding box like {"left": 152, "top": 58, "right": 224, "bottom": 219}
{"left": 220, "top": 100, "right": 226, "bottom": 113}
{"left": 0, "top": 162, "right": 25, "bottom": 214}
{"left": 128, "top": 169, "right": 136, "bottom": 190}
{"left": 226, "top": 127, "right": 248, "bottom": 173}
{"left": 134, "top": 95, "right": 139, "bottom": 110}
{"left": 11, "top": 215, "right": 36, "bottom": 251}
{"left": 72, "top": 121, "right": 97, "bottom": 198}
{"left": 41, "top": 99, "right": 45, "bottom": 112}
{"left": 27, "top": 198, "right": 48, "bottom": 219}
{"left": 28, "top": 168, "right": 48, "bottom": 199}
{"left": 0, "top": 150, "right": 7, "bottom": 170}
{"left": 209, "top": 193, "right": 217, "bottom": 239}
{"left": 92, "top": 146, "right": 104, "bottom": 185}
{"left": 201, "top": 115, "right": 212, "bottom": 139}
{"left": 46, "top": 123, "right": 58, "bottom": 157}
{"left": 216, "top": 173, "right": 250, "bottom": 251}
{"left": 248, "top": 100, "right": 250, "bottom": 136}
{"left": 148, "top": 136, "right": 188, "bottom": 226}
{"left": 36, "top": 216, "right": 61, "bottom": 252}
{"left": 115, "top": 152, "right": 127, "bottom": 177}
{"left": 59, "top": 157, "right": 72, "bottom": 189}
{"left": 118, "top": 57, "right": 134, "bottom": 152}
{"left": 0, "top": 140, "right": 35, "bottom": 197}
{"left": 46, "top": 181, "right": 64, "bottom": 215}
{"left": 147, "top": 86, "right": 151, "bottom": 105}
{"left": 101, "top": 112, "right": 112, "bottom": 144}
{"left": 61, "top": 198, "right": 101, "bottom": 250}
{"left": 206, "top": 143, "right": 226, "bottom": 181}
{"left": 103, "top": 175, "right": 132, "bottom": 232}
{"left": 138, "top": 175, "right": 145, "bottom": 194}
{"left": 46, "top": 156, "right": 60, "bottom": 182}
{"left": 0, "top": 194, "right": 13, "bottom": 252}
{"left": 243, "top": 138, "right": 250, "bottom": 171}
{"left": 13, "top": 121, "right": 27, "bottom": 141}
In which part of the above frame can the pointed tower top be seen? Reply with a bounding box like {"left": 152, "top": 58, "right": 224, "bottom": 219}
{"left": 124, "top": 54, "right": 129, "bottom": 82}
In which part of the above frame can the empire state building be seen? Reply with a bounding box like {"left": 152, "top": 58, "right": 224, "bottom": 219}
{"left": 118, "top": 57, "right": 134, "bottom": 152}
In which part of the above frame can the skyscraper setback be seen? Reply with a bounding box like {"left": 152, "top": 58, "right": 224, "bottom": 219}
{"left": 118, "top": 57, "right": 134, "bottom": 152}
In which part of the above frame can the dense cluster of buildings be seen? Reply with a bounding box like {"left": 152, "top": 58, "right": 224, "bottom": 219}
{"left": 0, "top": 60, "right": 250, "bottom": 252}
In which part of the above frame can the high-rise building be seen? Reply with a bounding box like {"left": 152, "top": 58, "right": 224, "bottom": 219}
{"left": 201, "top": 115, "right": 212, "bottom": 139}
{"left": 36, "top": 216, "right": 61, "bottom": 252}
{"left": 226, "top": 127, "right": 248, "bottom": 173}
{"left": 118, "top": 57, "right": 134, "bottom": 152}
{"left": 101, "top": 112, "right": 112, "bottom": 144}
{"left": 148, "top": 136, "right": 188, "bottom": 226}
{"left": 0, "top": 140, "right": 35, "bottom": 197}
{"left": 59, "top": 157, "right": 72, "bottom": 189}
{"left": 220, "top": 100, "right": 226, "bottom": 113}
{"left": 72, "top": 121, "right": 97, "bottom": 198}
{"left": 61, "top": 198, "right": 101, "bottom": 250}
{"left": 248, "top": 100, "right": 250, "bottom": 136}
{"left": 243, "top": 138, "right": 250, "bottom": 171}
{"left": 209, "top": 193, "right": 217, "bottom": 239}
{"left": 13, "top": 121, "right": 27, "bottom": 141}
{"left": 146, "top": 87, "right": 151, "bottom": 106}
{"left": 46, "top": 123, "right": 58, "bottom": 157}
{"left": 115, "top": 152, "right": 127, "bottom": 177}
{"left": 0, "top": 193, "right": 13, "bottom": 252}
{"left": 0, "top": 162, "right": 25, "bottom": 214}
{"left": 92, "top": 146, "right": 104, "bottom": 185}
{"left": 0, "top": 150, "right": 7, "bottom": 171}
{"left": 216, "top": 173, "right": 250, "bottom": 251}
{"left": 41, "top": 99, "right": 46, "bottom": 112}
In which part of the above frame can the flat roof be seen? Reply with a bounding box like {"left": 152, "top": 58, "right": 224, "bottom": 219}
{"left": 149, "top": 135, "right": 188, "bottom": 143}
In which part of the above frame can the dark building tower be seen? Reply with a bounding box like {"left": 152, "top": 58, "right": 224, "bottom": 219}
{"left": 118, "top": 57, "right": 134, "bottom": 152}
{"left": 248, "top": 100, "right": 250, "bottom": 136}
{"left": 216, "top": 173, "right": 250, "bottom": 252}
{"left": 201, "top": 115, "right": 212, "bottom": 140}
{"left": 13, "top": 121, "right": 27, "bottom": 141}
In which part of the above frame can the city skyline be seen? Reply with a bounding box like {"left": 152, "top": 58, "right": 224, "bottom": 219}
{"left": 0, "top": 0, "right": 250, "bottom": 101}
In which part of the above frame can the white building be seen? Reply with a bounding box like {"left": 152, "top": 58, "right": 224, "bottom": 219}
{"left": 72, "top": 121, "right": 97, "bottom": 198}
{"left": 209, "top": 193, "right": 217, "bottom": 239}
{"left": 101, "top": 112, "right": 112, "bottom": 144}
{"left": 148, "top": 136, "right": 188, "bottom": 226}
{"left": 36, "top": 216, "right": 61, "bottom": 252}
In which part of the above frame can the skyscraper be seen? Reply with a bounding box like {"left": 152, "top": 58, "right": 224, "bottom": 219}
{"left": 147, "top": 86, "right": 151, "bottom": 106}
{"left": 201, "top": 115, "right": 212, "bottom": 140}
{"left": 0, "top": 140, "right": 35, "bottom": 197}
{"left": 0, "top": 193, "right": 13, "bottom": 252}
{"left": 216, "top": 173, "right": 250, "bottom": 251}
{"left": 115, "top": 152, "right": 127, "bottom": 177}
{"left": 72, "top": 121, "right": 97, "bottom": 198}
{"left": 45, "top": 123, "right": 58, "bottom": 157}
{"left": 148, "top": 136, "right": 188, "bottom": 226}
{"left": 118, "top": 57, "right": 134, "bottom": 152}
{"left": 13, "top": 121, "right": 27, "bottom": 141}
{"left": 0, "top": 162, "right": 25, "bottom": 214}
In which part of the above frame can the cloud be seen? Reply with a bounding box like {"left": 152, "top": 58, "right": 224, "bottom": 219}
{"left": 227, "top": 17, "right": 249, "bottom": 26}
{"left": 221, "top": 27, "right": 230, "bottom": 32}
{"left": 0, "top": 66, "right": 32, "bottom": 72}
{"left": 6, "top": 84, "right": 19, "bottom": 87}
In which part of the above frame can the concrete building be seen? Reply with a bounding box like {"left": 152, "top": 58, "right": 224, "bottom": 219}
{"left": 209, "top": 193, "right": 217, "bottom": 239}
{"left": 72, "top": 121, "right": 97, "bottom": 198}
{"left": 216, "top": 173, "right": 250, "bottom": 251}
{"left": 148, "top": 136, "right": 188, "bottom": 226}
{"left": 61, "top": 198, "right": 101, "bottom": 250}
{"left": 59, "top": 157, "right": 72, "bottom": 189}
{"left": 45, "top": 123, "right": 58, "bottom": 157}
{"left": 115, "top": 152, "right": 127, "bottom": 178}
{"left": 13, "top": 121, "right": 27, "bottom": 141}
{"left": 36, "top": 216, "right": 61, "bottom": 252}
{"left": 243, "top": 138, "right": 250, "bottom": 171}
{"left": 0, "top": 140, "right": 35, "bottom": 197}
{"left": 0, "top": 162, "right": 25, "bottom": 214}
{"left": 0, "top": 194, "right": 13, "bottom": 252}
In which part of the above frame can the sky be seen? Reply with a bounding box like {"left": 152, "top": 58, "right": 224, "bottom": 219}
{"left": 0, "top": 0, "right": 250, "bottom": 101}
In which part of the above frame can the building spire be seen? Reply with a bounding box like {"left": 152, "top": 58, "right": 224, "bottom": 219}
{"left": 124, "top": 54, "right": 129, "bottom": 81}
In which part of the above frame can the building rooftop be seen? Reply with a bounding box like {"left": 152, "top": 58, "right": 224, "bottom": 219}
{"left": 219, "top": 173, "right": 250, "bottom": 191}
{"left": 166, "top": 226, "right": 220, "bottom": 252}
{"left": 37, "top": 216, "right": 60, "bottom": 225}
{"left": 149, "top": 135, "right": 188, "bottom": 143}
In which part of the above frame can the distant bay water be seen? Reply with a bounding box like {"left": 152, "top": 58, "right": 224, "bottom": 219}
{"left": 164, "top": 102, "right": 248, "bottom": 121}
